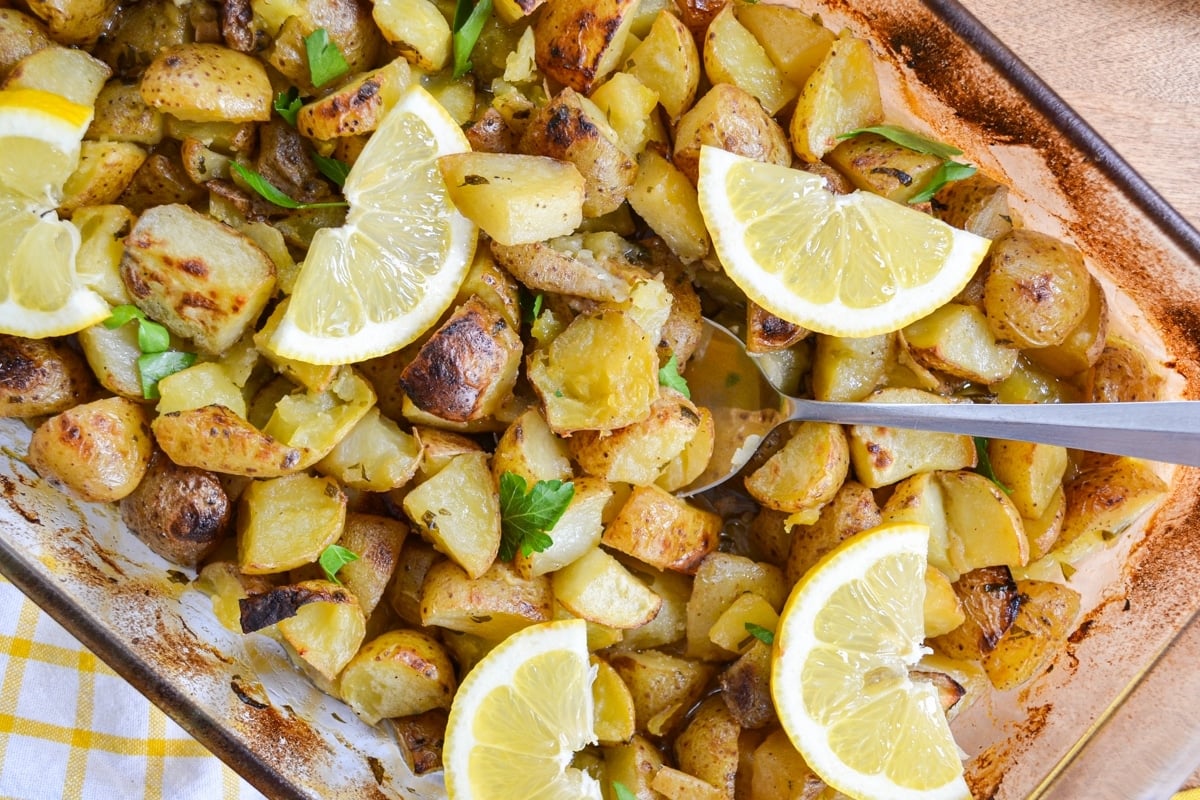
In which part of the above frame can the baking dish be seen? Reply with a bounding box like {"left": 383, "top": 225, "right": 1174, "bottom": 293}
{"left": 2, "top": 0, "right": 1200, "bottom": 797}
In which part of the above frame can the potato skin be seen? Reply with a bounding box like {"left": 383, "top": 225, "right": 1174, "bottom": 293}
{"left": 983, "top": 229, "right": 1091, "bottom": 349}
{"left": 28, "top": 396, "right": 153, "bottom": 503}
{"left": 120, "top": 450, "right": 231, "bottom": 566}
{"left": 533, "top": 0, "right": 637, "bottom": 93}
{"left": 672, "top": 83, "right": 790, "bottom": 185}
{"left": 139, "top": 43, "right": 273, "bottom": 123}
{"left": 0, "top": 9, "right": 52, "bottom": 81}
{"left": 0, "top": 335, "right": 93, "bottom": 418}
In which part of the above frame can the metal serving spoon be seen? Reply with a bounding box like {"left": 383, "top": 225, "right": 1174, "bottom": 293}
{"left": 678, "top": 319, "right": 1200, "bottom": 496}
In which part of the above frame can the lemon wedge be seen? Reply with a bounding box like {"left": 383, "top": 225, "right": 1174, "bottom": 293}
{"left": 269, "top": 85, "right": 477, "bottom": 365}
{"left": 697, "top": 145, "right": 989, "bottom": 337}
{"left": 771, "top": 522, "right": 970, "bottom": 800}
{"left": 443, "top": 619, "right": 602, "bottom": 800}
{"left": 0, "top": 88, "right": 93, "bottom": 205}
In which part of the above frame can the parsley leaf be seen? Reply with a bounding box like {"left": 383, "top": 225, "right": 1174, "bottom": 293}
{"left": 612, "top": 782, "right": 637, "bottom": 800}
{"left": 744, "top": 622, "right": 774, "bottom": 645}
{"left": 498, "top": 471, "right": 574, "bottom": 561}
{"left": 973, "top": 436, "right": 1013, "bottom": 494}
{"left": 319, "top": 544, "right": 360, "bottom": 585}
{"left": 312, "top": 152, "right": 351, "bottom": 187}
{"left": 231, "top": 162, "right": 348, "bottom": 210}
{"left": 305, "top": 28, "right": 350, "bottom": 88}
{"left": 137, "top": 351, "right": 197, "bottom": 399}
{"left": 452, "top": 0, "right": 493, "bottom": 79}
{"left": 837, "top": 124, "right": 977, "bottom": 202}
{"left": 103, "top": 304, "right": 144, "bottom": 329}
{"left": 274, "top": 87, "right": 303, "bottom": 125}
{"left": 520, "top": 289, "right": 544, "bottom": 325}
{"left": 658, "top": 354, "right": 691, "bottom": 399}
{"left": 908, "top": 159, "right": 977, "bottom": 204}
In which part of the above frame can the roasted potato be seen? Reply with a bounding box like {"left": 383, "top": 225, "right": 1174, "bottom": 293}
{"left": 0, "top": 334, "right": 93, "bottom": 417}
{"left": 120, "top": 449, "right": 230, "bottom": 566}
{"left": 0, "top": 9, "right": 52, "bottom": 80}
{"left": 241, "top": 579, "right": 366, "bottom": 681}
{"left": 608, "top": 649, "right": 715, "bottom": 737}
{"left": 28, "top": 396, "right": 152, "bottom": 503}
{"left": 744, "top": 421, "right": 849, "bottom": 523}
{"left": 533, "top": 0, "right": 637, "bottom": 93}
{"left": 1085, "top": 337, "right": 1164, "bottom": 403}
{"left": 602, "top": 484, "right": 721, "bottom": 574}
{"left": 402, "top": 451, "right": 501, "bottom": 579}
{"left": 420, "top": 558, "right": 552, "bottom": 640}
{"left": 983, "top": 229, "right": 1092, "bottom": 349}
{"left": 785, "top": 480, "right": 881, "bottom": 583}
{"left": 687, "top": 552, "right": 787, "bottom": 661}
{"left": 703, "top": 4, "right": 796, "bottom": 115}
{"left": 237, "top": 473, "right": 347, "bottom": 574}
{"left": 627, "top": 149, "right": 710, "bottom": 263}
{"left": 338, "top": 629, "right": 456, "bottom": 724}
{"left": 902, "top": 303, "right": 1018, "bottom": 384}
{"left": 139, "top": 43, "right": 272, "bottom": 123}
{"left": 734, "top": 2, "right": 834, "bottom": 87}
{"left": 674, "top": 695, "right": 740, "bottom": 798}
{"left": 672, "top": 83, "right": 791, "bottom": 186}
{"left": 152, "top": 405, "right": 304, "bottom": 477}
{"left": 623, "top": 9, "right": 700, "bottom": 122}
{"left": 294, "top": 56, "right": 412, "bottom": 140}
{"left": 790, "top": 32, "right": 882, "bottom": 161}
{"left": 847, "top": 388, "right": 977, "bottom": 488}
{"left": 552, "top": 546, "right": 662, "bottom": 629}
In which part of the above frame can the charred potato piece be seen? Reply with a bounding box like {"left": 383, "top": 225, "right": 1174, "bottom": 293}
{"left": 28, "top": 396, "right": 152, "bottom": 503}
{"left": 392, "top": 709, "right": 448, "bottom": 776}
{"left": 747, "top": 303, "right": 808, "bottom": 353}
{"left": 241, "top": 579, "right": 366, "bottom": 681}
{"left": 533, "top": 0, "right": 637, "bottom": 93}
{"left": 602, "top": 484, "right": 721, "bottom": 574}
{"left": 152, "top": 405, "right": 304, "bottom": 477}
{"left": 116, "top": 143, "right": 204, "bottom": 213}
{"left": 492, "top": 232, "right": 641, "bottom": 303}
{"left": 718, "top": 641, "right": 775, "bottom": 729}
{"left": 983, "top": 229, "right": 1091, "bottom": 349}
{"left": 672, "top": 83, "right": 791, "bottom": 186}
{"left": 931, "top": 565, "right": 1020, "bottom": 662}
{"left": 120, "top": 450, "right": 231, "bottom": 567}
{"left": 121, "top": 203, "right": 276, "bottom": 354}
{"left": 982, "top": 579, "right": 1080, "bottom": 690}
{"left": 519, "top": 88, "right": 637, "bottom": 218}
{"left": 847, "top": 388, "right": 977, "bottom": 489}
{"left": 399, "top": 297, "right": 522, "bottom": 423}
{"left": 295, "top": 57, "right": 412, "bottom": 140}
{"left": 0, "top": 335, "right": 92, "bottom": 417}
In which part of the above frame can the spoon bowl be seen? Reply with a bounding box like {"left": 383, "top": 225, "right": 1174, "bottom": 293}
{"left": 678, "top": 319, "right": 1200, "bottom": 496}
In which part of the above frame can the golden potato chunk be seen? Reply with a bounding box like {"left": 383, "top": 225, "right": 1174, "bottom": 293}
{"left": 237, "top": 473, "right": 346, "bottom": 575}
{"left": 608, "top": 649, "right": 715, "bottom": 737}
{"left": 744, "top": 421, "right": 849, "bottom": 524}
{"left": 687, "top": 552, "right": 787, "bottom": 661}
{"left": 28, "top": 396, "right": 151, "bottom": 503}
{"left": 672, "top": 83, "right": 790, "bottom": 186}
{"left": 790, "top": 33, "right": 882, "bottom": 161}
{"left": 552, "top": 546, "right": 662, "bottom": 629}
{"left": 602, "top": 484, "right": 721, "bottom": 574}
{"left": 402, "top": 451, "right": 500, "bottom": 578}
{"left": 623, "top": 9, "right": 700, "bottom": 122}
{"left": 570, "top": 389, "right": 703, "bottom": 485}
{"left": 703, "top": 5, "right": 797, "bottom": 115}
{"left": 420, "top": 559, "right": 552, "bottom": 641}
{"left": 983, "top": 229, "right": 1091, "bottom": 349}
{"left": 533, "top": 0, "right": 637, "bottom": 93}
{"left": 338, "top": 629, "right": 456, "bottom": 724}
{"left": 139, "top": 43, "right": 272, "bottom": 123}
{"left": 0, "top": 334, "right": 92, "bottom": 417}
{"left": 152, "top": 405, "right": 304, "bottom": 477}
{"left": 734, "top": 2, "right": 834, "bottom": 87}
{"left": 902, "top": 303, "right": 1018, "bottom": 384}
{"left": 981, "top": 579, "right": 1080, "bottom": 690}
{"left": 674, "top": 696, "right": 740, "bottom": 799}
{"left": 847, "top": 388, "right": 977, "bottom": 488}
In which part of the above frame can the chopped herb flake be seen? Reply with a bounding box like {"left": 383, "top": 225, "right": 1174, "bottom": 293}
{"left": 319, "top": 544, "right": 360, "bottom": 585}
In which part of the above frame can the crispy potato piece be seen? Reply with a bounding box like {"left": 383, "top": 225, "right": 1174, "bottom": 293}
{"left": 242, "top": 580, "right": 366, "bottom": 681}
{"left": 392, "top": 709, "right": 447, "bottom": 776}
{"left": 491, "top": 407, "right": 572, "bottom": 485}
{"left": 746, "top": 303, "right": 808, "bottom": 354}
{"left": 616, "top": 567, "right": 691, "bottom": 651}
{"left": 570, "top": 389, "right": 702, "bottom": 485}
{"left": 1054, "top": 457, "right": 1168, "bottom": 563}
{"left": 1085, "top": 337, "right": 1164, "bottom": 403}
{"left": 0, "top": 9, "right": 51, "bottom": 81}
{"left": 403, "top": 451, "right": 500, "bottom": 578}
{"left": 628, "top": 149, "right": 710, "bottom": 263}
{"left": 708, "top": 592, "right": 778, "bottom": 655}
{"left": 119, "top": 450, "right": 230, "bottom": 567}
{"left": 528, "top": 309, "right": 659, "bottom": 434}
{"left": 902, "top": 303, "right": 1018, "bottom": 384}
{"left": 88, "top": 79, "right": 165, "bottom": 145}
{"left": 932, "top": 565, "right": 1020, "bottom": 662}
{"left": 0, "top": 334, "right": 93, "bottom": 417}
{"left": 589, "top": 71, "right": 660, "bottom": 156}
{"left": 785, "top": 480, "right": 881, "bottom": 583}
{"left": 237, "top": 473, "right": 346, "bottom": 574}
{"left": 153, "top": 405, "right": 304, "bottom": 477}
{"left": 652, "top": 766, "right": 726, "bottom": 800}
{"left": 156, "top": 362, "right": 247, "bottom": 417}
{"left": 439, "top": 152, "right": 585, "bottom": 246}
{"left": 261, "top": 368, "right": 377, "bottom": 470}
{"left": 988, "top": 440, "right": 1068, "bottom": 520}
{"left": 847, "top": 388, "right": 977, "bottom": 488}
{"left": 552, "top": 546, "right": 662, "bottom": 629}
{"left": 608, "top": 649, "right": 715, "bottom": 737}
{"left": 338, "top": 629, "right": 456, "bottom": 724}
{"left": 533, "top": 0, "right": 637, "bottom": 93}
{"left": 603, "top": 484, "right": 721, "bottom": 574}
{"left": 121, "top": 203, "right": 275, "bottom": 354}
{"left": 703, "top": 5, "right": 796, "bottom": 116}
{"left": 624, "top": 9, "right": 700, "bottom": 122}
{"left": 675, "top": 696, "right": 740, "bottom": 799}
{"left": 326, "top": 512, "right": 407, "bottom": 615}
{"left": 673, "top": 83, "right": 790, "bottom": 186}
{"left": 28, "top": 396, "right": 151, "bottom": 503}
{"left": 464, "top": 106, "right": 518, "bottom": 154}
{"left": 938, "top": 469, "right": 1029, "bottom": 572}
{"left": 744, "top": 421, "right": 848, "bottom": 523}
{"left": 295, "top": 57, "right": 412, "bottom": 139}
{"left": 420, "top": 559, "right": 552, "bottom": 640}
{"left": 139, "top": 43, "right": 272, "bottom": 123}
{"left": 983, "top": 229, "right": 1091, "bottom": 349}
{"left": 687, "top": 553, "right": 787, "bottom": 661}
{"left": 591, "top": 654, "right": 637, "bottom": 745}
{"left": 520, "top": 88, "right": 637, "bottom": 218}
{"left": 493, "top": 232, "right": 642, "bottom": 303}
{"left": 1027, "top": 275, "right": 1109, "bottom": 377}
{"left": 982, "top": 579, "right": 1080, "bottom": 690}
{"left": 718, "top": 640, "right": 775, "bottom": 729}
{"left": 399, "top": 297, "right": 523, "bottom": 423}
{"left": 371, "top": 0, "right": 450, "bottom": 70}
{"left": 826, "top": 131, "right": 945, "bottom": 204}
{"left": 790, "top": 33, "right": 882, "bottom": 162}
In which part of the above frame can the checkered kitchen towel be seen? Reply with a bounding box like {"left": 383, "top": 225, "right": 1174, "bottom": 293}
{"left": 0, "top": 576, "right": 263, "bottom": 800}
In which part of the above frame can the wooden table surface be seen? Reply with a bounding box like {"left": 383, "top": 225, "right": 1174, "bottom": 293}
{"left": 956, "top": 0, "right": 1200, "bottom": 229}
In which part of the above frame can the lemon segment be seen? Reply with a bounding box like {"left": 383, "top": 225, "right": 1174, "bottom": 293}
{"left": 697, "top": 145, "right": 989, "bottom": 337}
{"left": 0, "top": 198, "right": 109, "bottom": 337}
{"left": 771, "top": 522, "right": 970, "bottom": 800}
{"left": 443, "top": 619, "right": 602, "bottom": 800}
{"left": 270, "top": 85, "right": 477, "bottom": 365}
{"left": 0, "top": 88, "right": 93, "bottom": 204}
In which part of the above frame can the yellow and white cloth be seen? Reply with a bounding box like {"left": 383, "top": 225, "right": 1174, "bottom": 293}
{"left": 0, "top": 576, "right": 263, "bottom": 800}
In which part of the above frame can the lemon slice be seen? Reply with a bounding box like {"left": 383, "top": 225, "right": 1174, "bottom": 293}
{"left": 0, "top": 197, "right": 109, "bottom": 337}
{"left": 0, "top": 88, "right": 93, "bottom": 204}
{"left": 443, "top": 619, "right": 602, "bottom": 800}
{"left": 771, "top": 522, "right": 970, "bottom": 800}
{"left": 697, "top": 145, "right": 989, "bottom": 337}
{"left": 269, "top": 85, "right": 477, "bottom": 364}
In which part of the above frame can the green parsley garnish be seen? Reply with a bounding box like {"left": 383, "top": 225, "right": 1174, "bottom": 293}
{"left": 520, "top": 290, "right": 544, "bottom": 325}
{"left": 744, "top": 622, "right": 775, "bottom": 645}
{"left": 312, "top": 152, "right": 351, "bottom": 187}
{"left": 103, "top": 304, "right": 195, "bottom": 399}
{"left": 973, "top": 436, "right": 1013, "bottom": 495}
{"left": 837, "top": 124, "right": 977, "bottom": 202}
{"left": 319, "top": 544, "right": 360, "bottom": 585}
{"left": 658, "top": 353, "right": 691, "bottom": 399}
{"left": 612, "top": 781, "right": 637, "bottom": 800}
{"left": 452, "top": 0, "right": 493, "bottom": 79}
{"left": 304, "top": 28, "right": 350, "bottom": 88}
{"left": 498, "top": 471, "right": 574, "bottom": 561}
{"left": 231, "top": 162, "right": 348, "bottom": 210}
{"left": 274, "top": 87, "right": 302, "bottom": 125}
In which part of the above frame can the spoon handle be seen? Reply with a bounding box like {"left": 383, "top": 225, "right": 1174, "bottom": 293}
{"left": 786, "top": 399, "right": 1200, "bottom": 467}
